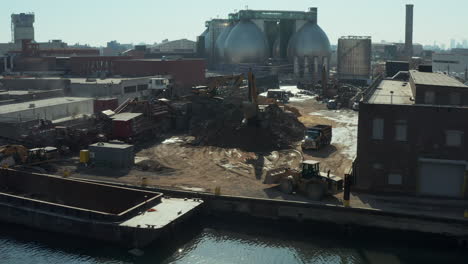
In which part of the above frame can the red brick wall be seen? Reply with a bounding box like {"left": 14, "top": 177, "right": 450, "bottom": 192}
{"left": 113, "top": 59, "right": 206, "bottom": 89}
{"left": 70, "top": 56, "right": 128, "bottom": 76}
{"left": 356, "top": 102, "right": 468, "bottom": 194}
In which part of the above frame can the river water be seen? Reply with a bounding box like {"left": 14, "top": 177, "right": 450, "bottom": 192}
{"left": 0, "top": 220, "right": 467, "bottom": 264}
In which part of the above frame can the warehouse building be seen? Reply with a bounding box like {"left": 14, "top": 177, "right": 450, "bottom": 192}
{"left": 65, "top": 77, "right": 153, "bottom": 104}
{"left": 356, "top": 70, "right": 468, "bottom": 198}
{"left": 432, "top": 51, "right": 468, "bottom": 80}
{"left": 151, "top": 39, "right": 196, "bottom": 53}
{"left": 0, "top": 76, "right": 173, "bottom": 104}
{"left": 0, "top": 97, "right": 93, "bottom": 123}
{"left": 69, "top": 57, "right": 205, "bottom": 94}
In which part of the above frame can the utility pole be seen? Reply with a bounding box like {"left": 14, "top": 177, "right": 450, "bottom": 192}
{"left": 465, "top": 65, "right": 468, "bottom": 82}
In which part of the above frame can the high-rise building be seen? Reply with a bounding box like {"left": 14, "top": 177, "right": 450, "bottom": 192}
{"left": 450, "top": 39, "right": 456, "bottom": 49}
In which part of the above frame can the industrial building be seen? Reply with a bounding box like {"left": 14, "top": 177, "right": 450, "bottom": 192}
{"left": 199, "top": 8, "right": 331, "bottom": 83}
{"left": 0, "top": 76, "right": 171, "bottom": 105}
{"left": 11, "top": 13, "right": 35, "bottom": 44}
{"left": 337, "top": 36, "right": 371, "bottom": 83}
{"left": 1, "top": 13, "right": 99, "bottom": 70}
{"left": 65, "top": 77, "right": 152, "bottom": 104}
{"left": 0, "top": 97, "right": 94, "bottom": 123}
{"left": 356, "top": 70, "right": 468, "bottom": 198}
{"left": 432, "top": 51, "right": 468, "bottom": 80}
{"left": 151, "top": 39, "right": 196, "bottom": 53}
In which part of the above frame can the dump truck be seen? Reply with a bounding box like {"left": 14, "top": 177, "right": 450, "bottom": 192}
{"left": 264, "top": 160, "right": 343, "bottom": 200}
{"left": 301, "top": 125, "right": 332, "bottom": 150}
{"left": 266, "top": 89, "right": 290, "bottom": 103}
{"left": 327, "top": 99, "right": 340, "bottom": 110}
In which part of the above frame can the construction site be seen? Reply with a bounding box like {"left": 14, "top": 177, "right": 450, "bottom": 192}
{"left": 0, "top": 69, "right": 356, "bottom": 202}
{"left": 1, "top": 5, "right": 468, "bottom": 256}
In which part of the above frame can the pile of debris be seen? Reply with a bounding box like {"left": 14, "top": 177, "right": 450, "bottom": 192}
{"left": 188, "top": 97, "right": 305, "bottom": 152}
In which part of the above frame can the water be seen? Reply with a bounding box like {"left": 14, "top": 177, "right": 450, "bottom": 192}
{"left": 0, "top": 220, "right": 467, "bottom": 264}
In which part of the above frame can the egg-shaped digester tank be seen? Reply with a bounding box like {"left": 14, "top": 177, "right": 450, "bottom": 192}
{"left": 287, "top": 21, "right": 331, "bottom": 61}
{"left": 224, "top": 20, "right": 269, "bottom": 64}
{"left": 215, "top": 23, "right": 235, "bottom": 63}
{"left": 272, "top": 37, "right": 281, "bottom": 58}
{"left": 204, "top": 29, "right": 212, "bottom": 59}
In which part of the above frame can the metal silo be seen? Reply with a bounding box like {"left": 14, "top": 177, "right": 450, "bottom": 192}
{"left": 215, "top": 23, "right": 235, "bottom": 63}
{"left": 224, "top": 20, "right": 269, "bottom": 64}
{"left": 337, "top": 36, "right": 372, "bottom": 81}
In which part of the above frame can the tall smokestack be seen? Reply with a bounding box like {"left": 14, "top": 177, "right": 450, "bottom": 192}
{"left": 405, "top": 4, "right": 414, "bottom": 59}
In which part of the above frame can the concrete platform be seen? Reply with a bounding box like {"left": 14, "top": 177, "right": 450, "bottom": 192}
{"left": 121, "top": 197, "right": 203, "bottom": 229}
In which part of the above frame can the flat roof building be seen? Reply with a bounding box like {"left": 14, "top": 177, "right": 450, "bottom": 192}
{"left": 356, "top": 70, "right": 468, "bottom": 198}
{"left": 0, "top": 97, "right": 93, "bottom": 122}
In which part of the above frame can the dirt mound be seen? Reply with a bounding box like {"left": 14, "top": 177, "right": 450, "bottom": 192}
{"left": 188, "top": 97, "right": 305, "bottom": 151}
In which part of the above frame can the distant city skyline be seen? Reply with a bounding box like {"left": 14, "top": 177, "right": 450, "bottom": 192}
{"left": 0, "top": 0, "right": 467, "bottom": 48}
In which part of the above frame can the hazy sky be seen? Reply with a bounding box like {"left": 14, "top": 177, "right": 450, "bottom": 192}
{"left": 0, "top": 0, "right": 467, "bottom": 47}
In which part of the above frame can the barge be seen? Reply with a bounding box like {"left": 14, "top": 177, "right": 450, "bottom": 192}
{"left": 0, "top": 169, "right": 203, "bottom": 248}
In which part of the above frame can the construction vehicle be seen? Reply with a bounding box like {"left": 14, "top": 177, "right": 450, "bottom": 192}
{"left": 266, "top": 89, "right": 290, "bottom": 103}
{"left": 0, "top": 145, "right": 58, "bottom": 167}
{"left": 326, "top": 99, "right": 340, "bottom": 110}
{"left": 264, "top": 160, "right": 343, "bottom": 200}
{"left": 301, "top": 125, "right": 332, "bottom": 150}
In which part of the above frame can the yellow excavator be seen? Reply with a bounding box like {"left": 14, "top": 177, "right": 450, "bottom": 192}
{"left": 0, "top": 145, "right": 28, "bottom": 166}
{"left": 0, "top": 145, "right": 58, "bottom": 167}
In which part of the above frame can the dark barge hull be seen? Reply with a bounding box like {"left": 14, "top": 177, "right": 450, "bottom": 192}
{"left": 0, "top": 169, "right": 203, "bottom": 248}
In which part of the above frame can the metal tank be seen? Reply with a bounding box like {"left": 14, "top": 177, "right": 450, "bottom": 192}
{"left": 287, "top": 21, "right": 331, "bottom": 80}
{"left": 272, "top": 37, "right": 280, "bottom": 58}
{"left": 224, "top": 20, "right": 269, "bottom": 64}
{"left": 204, "top": 20, "right": 229, "bottom": 63}
{"left": 287, "top": 21, "right": 331, "bottom": 61}
{"left": 204, "top": 29, "right": 212, "bottom": 59}
{"left": 337, "top": 36, "right": 372, "bottom": 81}
{"left": 215, "top": 23, "right": 235, "bottom": 63}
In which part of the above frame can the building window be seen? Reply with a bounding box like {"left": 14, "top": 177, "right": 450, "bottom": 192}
{"left": 449, "top": 92, "right": 461, "bottom": 105}
{"left": 137, "top": 84, "right": 148, "bottom": 91}
{"left": 446, "top": 130, "right": 463, "bottom": 147}
{"left": 395, "top": 120, "right": 407, "bottom": 141}
{"left": 124, "top": 86, "right": 137, "bottom": 93}
{"left": 424, "top": 91, "right": 435, "bottom": 104}
{"left": 372, "top": 118, "right": 384, "bottom": 140}
{"left": 388, "top": 173, "right": 402, "bottom": 185}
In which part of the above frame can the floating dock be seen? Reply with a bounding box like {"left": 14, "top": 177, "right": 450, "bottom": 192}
{"left": 0, "top": 169, "right": 203, "bottom": 248}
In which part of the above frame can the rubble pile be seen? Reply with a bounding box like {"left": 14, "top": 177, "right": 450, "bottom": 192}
{"left": 188, "top": 97, "right": 305, "bottom": 151}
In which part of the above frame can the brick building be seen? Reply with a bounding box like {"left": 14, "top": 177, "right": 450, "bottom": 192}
{"left": 356, "top": 70, "right": 468, "bottom": 198}
{"left": 69, "top": 57, "right": 205, "bottom": 94}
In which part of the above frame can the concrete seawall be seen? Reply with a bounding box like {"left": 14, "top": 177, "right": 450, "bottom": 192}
{"left": 76, "top": 178, "right": 468, "bottom": 241}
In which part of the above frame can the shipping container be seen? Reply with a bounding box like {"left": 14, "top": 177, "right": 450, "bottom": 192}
{"left": 111, "top": 112, "right": 143, "bottom": 139}
{"left": 94, "top": 98, "right": 119, "bottom": 113}
{"left": 89, "top": 142, "right": 134, "bottom": 168}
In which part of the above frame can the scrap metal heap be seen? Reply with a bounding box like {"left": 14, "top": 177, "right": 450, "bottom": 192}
{"left": 187, "top": 97, "right": 305, "bottom": 152}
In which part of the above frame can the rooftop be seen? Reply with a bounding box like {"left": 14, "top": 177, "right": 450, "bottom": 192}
{"left": 367, "top": 80, "right": 414, "bottom": 105}
{"left": 0, "top": 76, "right": 153, "bottom": 85}
{"left": 89, "top": 142, "right": 133, "bottom": 150}
{"left": 410, "top": 70, "right": 468, "bottom": 88}
{"left": 111, "top": 112, "right": 142, "bottom": 121}
{"left": 0, "top": 97, "right": 92, "bottom": 114}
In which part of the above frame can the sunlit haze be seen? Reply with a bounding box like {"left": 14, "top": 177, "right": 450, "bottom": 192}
{"left": 0, "top": 0, "right": 467, "bottom": 46}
